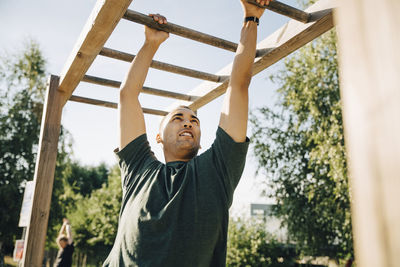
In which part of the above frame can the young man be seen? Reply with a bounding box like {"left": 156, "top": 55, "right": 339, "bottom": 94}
{"left": 54, "top": 218, "right": 74, "bottom": 267}
{"left": 103, "top": 0, "right": 270, "bottom": 266}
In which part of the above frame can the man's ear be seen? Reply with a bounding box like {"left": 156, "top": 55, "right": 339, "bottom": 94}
{"left": 156, "top": 133, "right": 162, "bottom": 144}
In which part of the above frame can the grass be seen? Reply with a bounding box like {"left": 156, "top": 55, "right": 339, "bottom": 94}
{"left": 4, "top": 256, "right": 18, "bottom": 267}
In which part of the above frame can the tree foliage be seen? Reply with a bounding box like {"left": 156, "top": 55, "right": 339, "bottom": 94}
{"left": 227, "top": 218, "right": 298, "bottom": 267}
{"left": 0, "top": 40, "right": 48, "bottom": 254}
{"left": 46, "top": 161, "right": 109, "bottom": 250}
{"left": 0, "top": 40, "right": 120, "bottom": 265}
{"left": 250, "top": 30, "right": 353, "bottom": 259}
{"left": 66, "top": 165, "right": 122, "bottom": 265}
{"left": 0, "top": 40, "right": 71, "bottom": 258}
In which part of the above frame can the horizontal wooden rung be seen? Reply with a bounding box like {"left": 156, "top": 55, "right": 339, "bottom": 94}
{"left": 123, "top": 10, "right": 238, "bottom": 52}
{"left": 247, "top": 0, "right": 310, "bottom": 23}
{"left": 68, "top": 95, "right": 168, "bottom": 116}
{"left": 82, "top": 75, "right": 200, "bottom": 101}
{"left": 255, "top": 47, "right": 274, "bottom": 58}
{"left": 82, "top": 75, "right": 120, "bottom": 88}
{"left": 100, "top": 47, "right": 228, "bottom": 83}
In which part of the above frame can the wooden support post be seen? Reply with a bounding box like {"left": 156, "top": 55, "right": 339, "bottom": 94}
{"left": 123, "top": 10, "right": 238, "bottom": 52}
{"left": 21, "top": 75, "right": 65, "bottom": 267}
{"left": 335, "top": 1, "right": 400, "bottom": 266}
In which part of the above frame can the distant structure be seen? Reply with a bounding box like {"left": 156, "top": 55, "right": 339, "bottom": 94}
{"left": 250, "top": 203, "right": 288, "bottom": 242}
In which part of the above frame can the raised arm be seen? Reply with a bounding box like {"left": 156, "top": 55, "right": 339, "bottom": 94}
{"left": 58, "top": 218, "right": 73, "bottom": 245}
{"left": 65, "top": 221, "right": 73, "bottom": 245}
{"left": 219, "top": 0, "right": 270, "bottom": 142}
{"left": 58, "top": 220, "right": 66, "bottom": 237}
{"left": 119, "top": 14, "right": 169, "bottom": 150}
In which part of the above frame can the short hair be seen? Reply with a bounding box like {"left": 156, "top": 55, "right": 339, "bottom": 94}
{"left": 159, "top": 105, "right": 194, "bottom": 133}
{"left": 57, "top": 235, "right": 68, "bottom": 243}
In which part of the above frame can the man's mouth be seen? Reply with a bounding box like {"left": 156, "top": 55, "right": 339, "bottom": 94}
{"left": 179, "top": 131, "right": 193, "bottom": 138}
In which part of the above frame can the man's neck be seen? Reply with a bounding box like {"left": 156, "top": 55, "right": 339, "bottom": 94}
{"left": 164, "top": 155, "right": 191, "bottom": 163}
{"left": 164, "top": 150, "right": 192, "bottom": 163}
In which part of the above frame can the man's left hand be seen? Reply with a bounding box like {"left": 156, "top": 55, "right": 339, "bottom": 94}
{"left": 241, "top": 0, "right": 272, "bottom": 18}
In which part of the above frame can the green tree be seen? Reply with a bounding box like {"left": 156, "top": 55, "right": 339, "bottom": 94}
{"left": 227, "top": 218, "right": 297, "bottom": 267}
{"left": 250, "top": 30, "right": 353, "bottom": 261}
{"left": 0, "top": 40, "right": 48, "bottom": 255}
{"left": 66, "top": 165, "right": 122, "bottom": 266}
{"left": 45, "top": 161, "right": 110, "bottom": 265}
{"left": 0, "top": 40, "right": 114, "bottom": 265}
{"left": 62, "top": 162, "right": 108, "bottom": 197}
{"left": 0, "top": 40, "right": 71, "bottom": 260}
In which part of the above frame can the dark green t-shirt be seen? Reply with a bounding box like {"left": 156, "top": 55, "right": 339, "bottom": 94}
{"left": 103, "top": 127, "right": 249, "bottom": 267}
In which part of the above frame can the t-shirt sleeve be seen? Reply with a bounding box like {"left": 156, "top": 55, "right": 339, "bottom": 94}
{"left": 210, "top": 127, "right": 250, "bottom": 205}
{"left": 114, "top": 134, "right": 157, "bottom": 188}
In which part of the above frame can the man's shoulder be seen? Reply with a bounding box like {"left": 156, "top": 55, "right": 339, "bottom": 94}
{"left": 115, "top": 132, "right": 148, "bottom": 154}
{"left": 66, "top": 243, "right": 74, "bottom": 251}
{"left": 115, "top": 132, "right": 159, "bottom": 165}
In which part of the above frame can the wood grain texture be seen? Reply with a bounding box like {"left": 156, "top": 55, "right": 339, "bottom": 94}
{"left": 336, "top": 0, "right": 400, "bottom": 266}
{"left": 58, "top": 0, "right": 133, "bottom": 105}
{"left": 21, "top": 75, "right": 65, "bottom": 267}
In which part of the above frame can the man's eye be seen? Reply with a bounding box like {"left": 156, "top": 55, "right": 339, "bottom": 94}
{"left": 173, "top": 117, "right": 182, "bottom": 121}
{"left": 191, "top": 120, "right": 199, "bottom": 125}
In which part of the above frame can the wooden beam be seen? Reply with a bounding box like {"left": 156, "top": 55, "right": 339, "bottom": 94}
{"left": 82, "top": 74, "right": 120, "bottom": 88}
{"left": 123, "top": 10, "right": 238, "bottom": 52}
{"left": 255, "top": 47, "right": 274, "bottom": 58}
{"left": 69, "top": 95, "right": 117, "bottom": 109}
{"left": 100, "top": 47, "right": 228, "bottom": 82}
{"left": 69, "top": 95, "right": 168, "bottom": 116}
{"left": 170, "top": 0, "right": 335, "bottom": 111}
{"left": 82, "top": 75, "right": 200, "bottom": 101}
{"left": 247, "top": 0, "right": 310, "bottom": 23}
{"left": 21, "top": 75, "right": 65, "bottom": 267}
{"left": 336, "top": 0, "right": 400, "bottom": 266}
{"left": 58, "top": 0, "right": 133, "bottom": 105}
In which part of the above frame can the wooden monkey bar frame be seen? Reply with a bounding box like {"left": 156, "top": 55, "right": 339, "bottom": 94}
{"left": 22, "top": 0, "right": 340, "bottom": 266}
{"left": 69, "top": 0, "right": 335, "bottom": 115}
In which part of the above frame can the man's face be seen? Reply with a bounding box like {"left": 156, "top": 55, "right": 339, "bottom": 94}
{"left": 158, "top": 108, "right": 201, "bottom": 161}
{"left": 59, "top": 239, "right": 67, "bottom": 249}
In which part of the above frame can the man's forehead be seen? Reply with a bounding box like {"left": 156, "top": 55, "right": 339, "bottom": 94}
{"left": 159, "top": 107, "right": 201, "bottom": 133}
{"left": 170, "top": 108, "right": 196, "bottom": 117}
{"left": 160, "top": 107, "right": 198, "bottom": 130}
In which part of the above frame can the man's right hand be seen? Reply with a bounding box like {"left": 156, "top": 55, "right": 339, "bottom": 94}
{"left": 145, "top": 14, "right": 169, "bottom": 45}
{"left": 119, "top": 13, "right": 169, "bottom": 150}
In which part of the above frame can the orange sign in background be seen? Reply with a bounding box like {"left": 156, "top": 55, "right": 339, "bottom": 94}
{"left": 13, "top": 239, "right": 24, "bottom": 262}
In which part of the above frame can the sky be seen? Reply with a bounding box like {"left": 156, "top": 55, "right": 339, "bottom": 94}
{"left": 0, "top": 0, "right": 298, "bottom": 215}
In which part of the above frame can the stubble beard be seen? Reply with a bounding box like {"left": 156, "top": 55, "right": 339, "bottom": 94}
{"left": 175, "top": 140, "right": 200, "bottom": 160}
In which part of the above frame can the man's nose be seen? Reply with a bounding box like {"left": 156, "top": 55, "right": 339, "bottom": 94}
{"left": 183, "top": 120, "right": 193, "bottom": 128}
